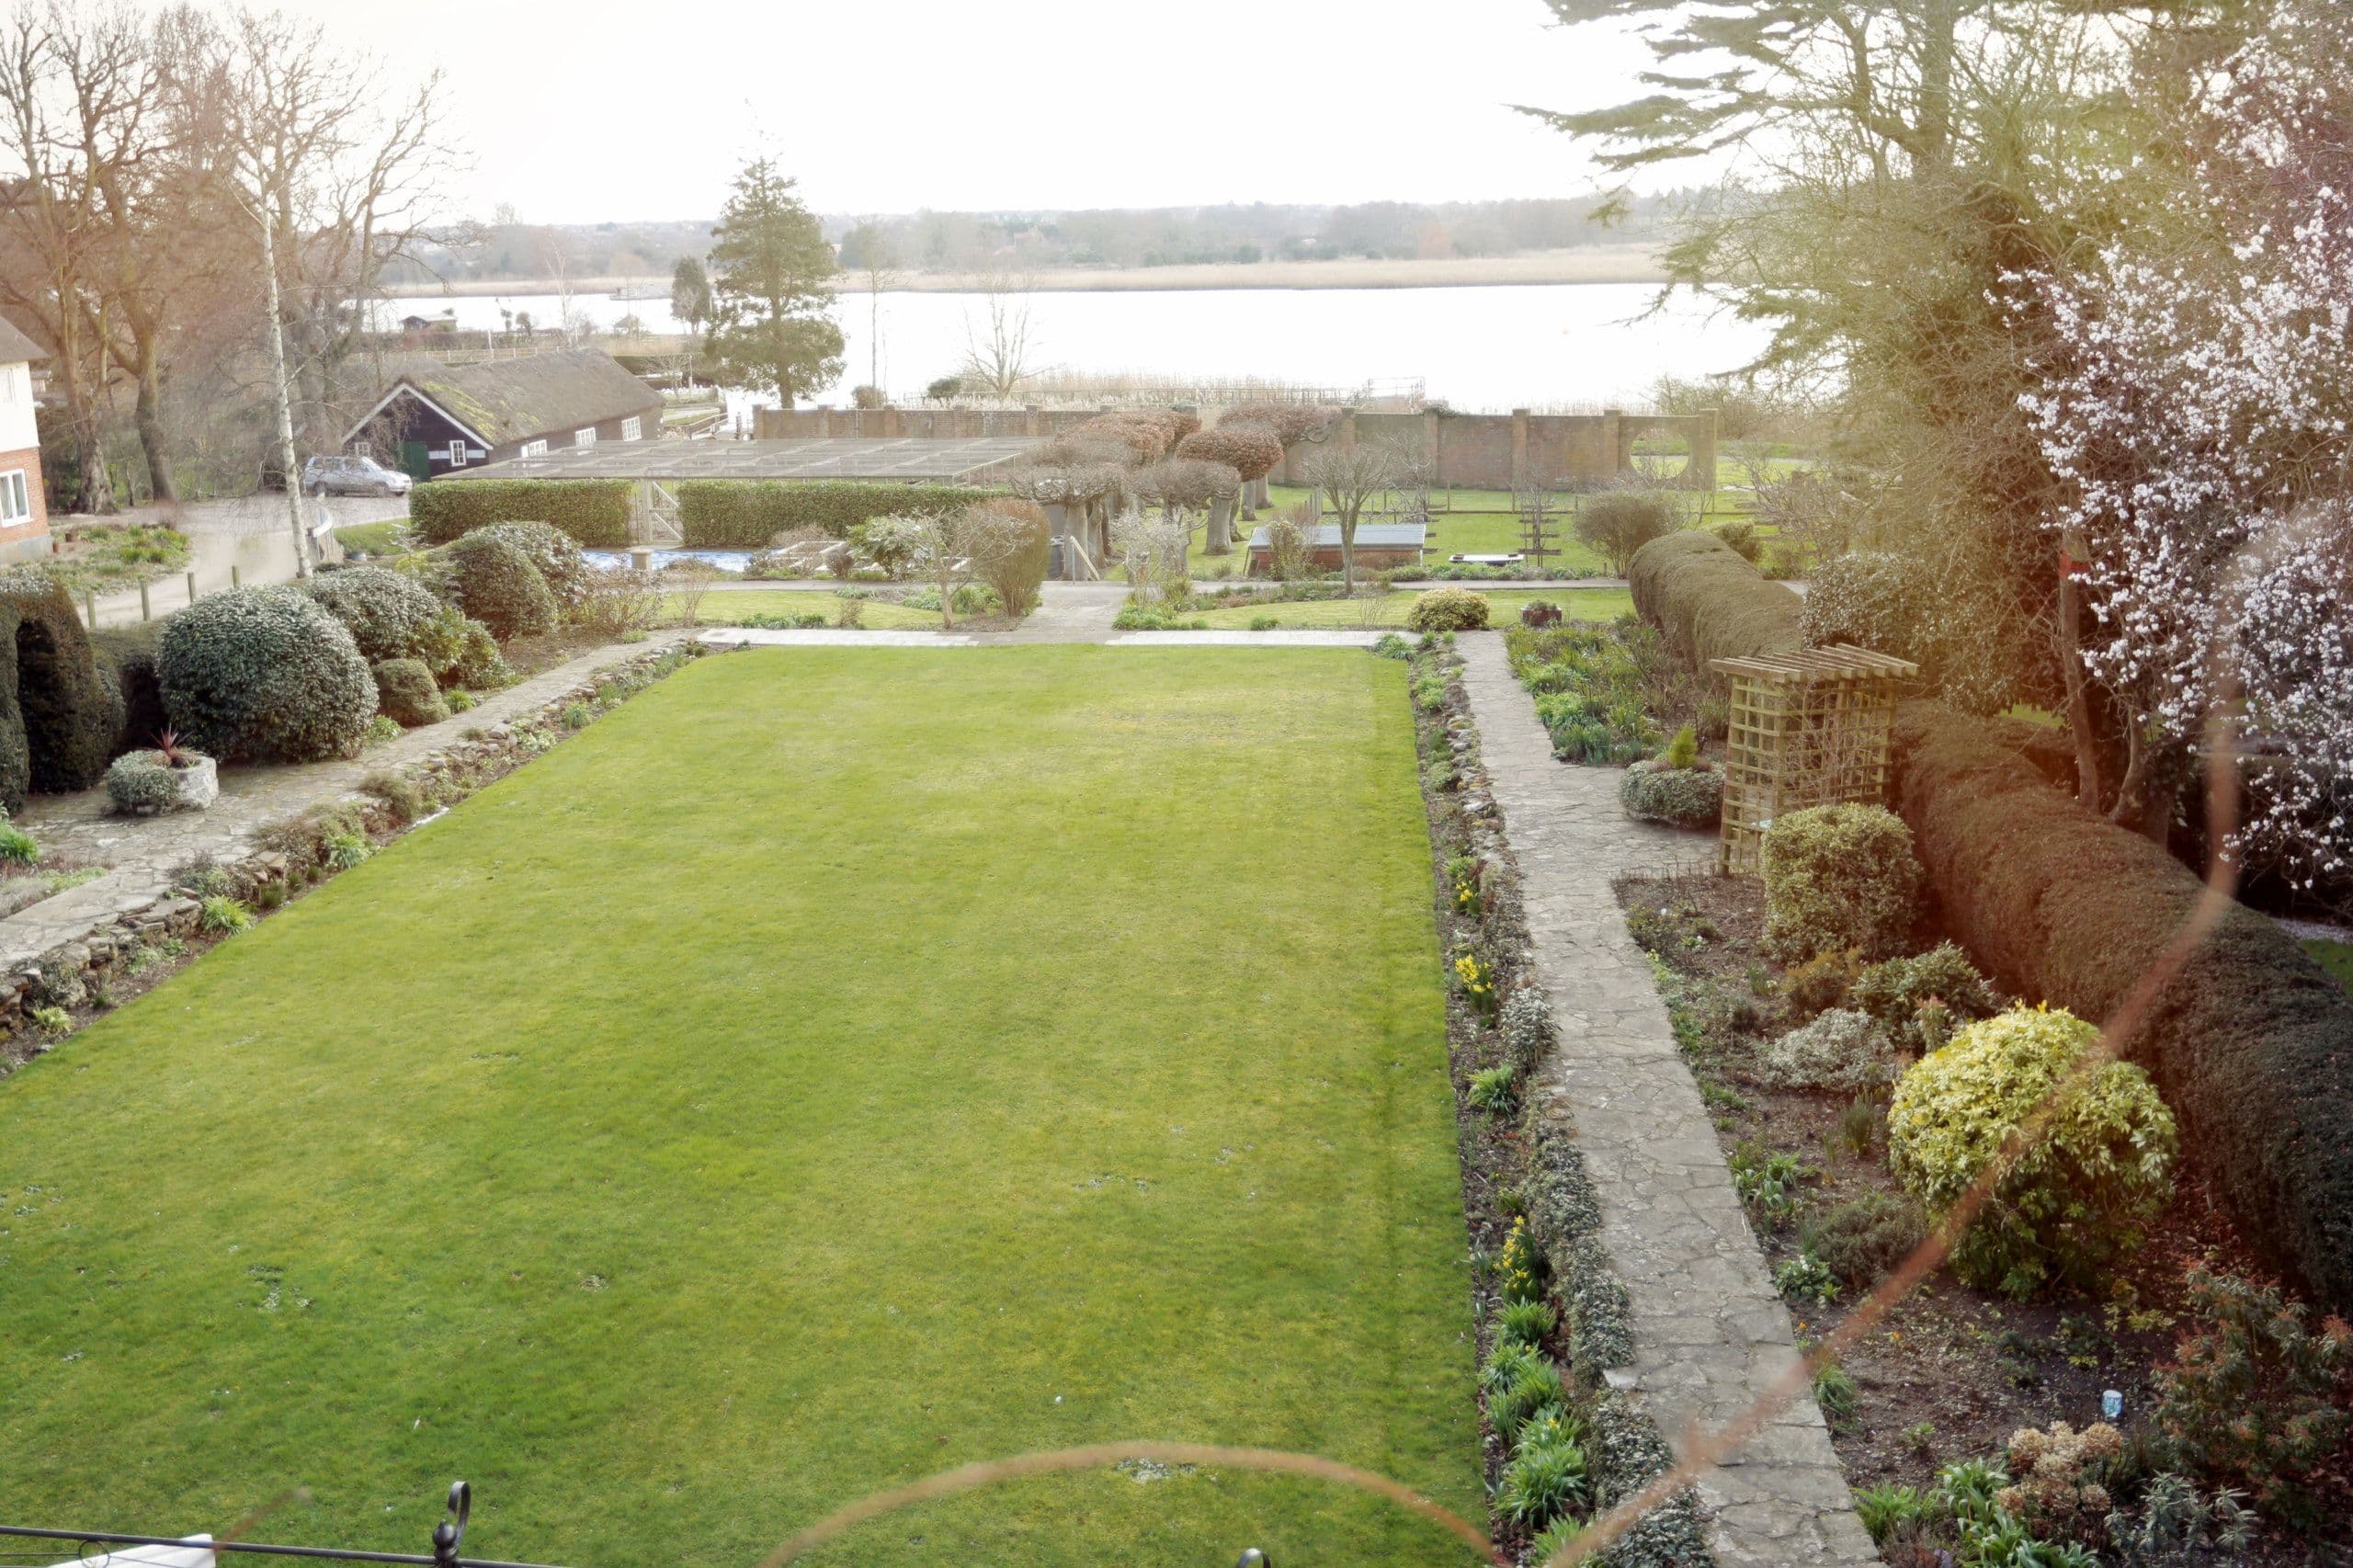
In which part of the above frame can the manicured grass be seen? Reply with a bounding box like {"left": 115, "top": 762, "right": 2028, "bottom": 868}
{"left": 681, "top": 589, "right": 945, "bottom": 629}
{"left": 0, "top": 649, "right": 1478, "bottom": 1566}
{"left": 333, "top": 520, "right": 415, "bottom": 557}
{"left": 2309, "top": 938, "right": 2353, "bottom": 993}
{"left": 1187, "top": 586, "right": 1633, "bottom": 630}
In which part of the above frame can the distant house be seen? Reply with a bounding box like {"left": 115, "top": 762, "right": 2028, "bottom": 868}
{"left": 397, "top": 311, "right": 459, "bottom": 335}
{"left": 341, "top": 348, "right": 663, "bottom": 483}
{"left": 0, "top": 317, "right": 50, "bottom": 562}
{"left": 1245, "top": 519, "right": 1426, "bottom": 575}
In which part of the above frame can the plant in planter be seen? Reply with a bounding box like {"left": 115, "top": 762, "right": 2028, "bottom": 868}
{"left": 1520, "top": 599, "right": 1563, "bottom": 629}
{"left": 1620, "top": 724, "right": 1724, "bottom": 827}
{"left": 104, "top": 729, "right": 218, "bottom": 815}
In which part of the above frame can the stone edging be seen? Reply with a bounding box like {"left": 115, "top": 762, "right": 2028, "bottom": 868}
{"left": 1453, "top": 631, "right": 1879, "bottom": 1567}
{"left": 0, "top": 642, "right": 706, "bottom": 1075}
{"left": 1413, "top": 638, "right": 1717, "bottom": 1566}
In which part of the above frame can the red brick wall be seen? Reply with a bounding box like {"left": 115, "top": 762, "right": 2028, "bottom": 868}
{"left": 0, "top": 444, "right": 49, "bottom": 552}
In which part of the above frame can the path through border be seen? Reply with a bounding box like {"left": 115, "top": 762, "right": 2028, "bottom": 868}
{"left": 1455, "top": 631, "right": 1879, "bottom": 1566}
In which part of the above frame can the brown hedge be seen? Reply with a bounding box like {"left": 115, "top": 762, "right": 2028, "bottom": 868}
{"left": 1892, "top": 700, "right": 2353, "bottom": 1310}
{"left": 1626, "top": 529, "right": 1804, "bottom": 683}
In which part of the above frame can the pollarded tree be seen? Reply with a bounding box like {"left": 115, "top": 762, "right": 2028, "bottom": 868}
{"left": 1067, "top": 414, "right": 1171, "bottom": 466}
{"left": 1176, "top": 425, "right": 1283, "bottom": 544}
{"left": 1220, "top": 403, "right": 1334, "bottom": 508}
{"left": 705, "top": 157, "right": 843, "bottom": 408}
{"left": 1137, "top": 457, "right": 1242, "bottom": 556}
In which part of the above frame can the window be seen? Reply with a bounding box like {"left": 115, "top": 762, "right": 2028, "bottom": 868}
{"left": 574, "top": 427, "right": 597, "bottom": 448}
{"left": 620, "top": 415, "right": 642, "bottom": 442}
{"left": 520, "top": 439, "right": 548, "bottom": 458}
{"left": 0, "top": 364, "right": 17, "bottom": 403}
{"left": 0, "top": 469, "right": 29, "bottom": 525}
{"left": 447, "top": 440, "right": 466, "bottom": 467}
{"left": 353, "top": 439, "right": 373, "bottom": 460}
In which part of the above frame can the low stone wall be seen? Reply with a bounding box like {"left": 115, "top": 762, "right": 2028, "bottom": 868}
{"left": 0, "top": 642, "right": 703, "bottom": 1071}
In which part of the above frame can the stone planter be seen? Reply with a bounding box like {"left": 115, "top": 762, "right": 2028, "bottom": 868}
{"left": 104, "top": 749, "right": 218, "bottom": 815}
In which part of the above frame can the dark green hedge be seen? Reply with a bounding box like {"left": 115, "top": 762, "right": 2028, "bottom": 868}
{"left": 677, "top": 482, "right": 988, "bottom": 548}
{"left": 1892, "top": 701, "right": 2353, "bottom": 1310}
{"left": 157, "top": 585, "right": 377, "bottom": 763}
{"left": 0, "top": 572, "right": 125, "bottom": 810}
{"left": 411, "top": 480, "right": 632, "bottom": 548}
{"left": 90, "top": 619, "right": 170, "bottom": 759}
{"left": 1626, "top": 529, "right": 1804, "bottom": 685}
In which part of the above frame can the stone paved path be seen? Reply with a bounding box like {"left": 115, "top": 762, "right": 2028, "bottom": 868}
{"left": 4, "top": 631, "right": 693, "bottom": 970}
{"left": 1456, "top": 631, "right": 1879, "bottom": 1566}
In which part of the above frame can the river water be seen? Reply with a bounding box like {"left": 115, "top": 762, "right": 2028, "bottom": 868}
{"left": 372, "top": 282, "right": 1769, "bottom": 412}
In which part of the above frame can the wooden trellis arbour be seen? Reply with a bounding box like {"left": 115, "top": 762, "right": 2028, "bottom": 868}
{"left": 1707, "top": 644, "right": 1920, "bottom": 874}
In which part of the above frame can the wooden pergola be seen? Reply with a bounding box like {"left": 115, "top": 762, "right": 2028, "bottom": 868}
{"left": 1707, "top": 644, "right": 1920, "bottom": 873}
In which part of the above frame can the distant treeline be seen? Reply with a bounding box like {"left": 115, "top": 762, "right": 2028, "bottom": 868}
{"left": 381, "top": 194, "right": 1702, "bottom": 285}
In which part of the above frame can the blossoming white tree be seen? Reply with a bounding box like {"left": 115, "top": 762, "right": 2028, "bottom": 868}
{"left": 2019, "top": 0, "right": 2352, "bottom": 888}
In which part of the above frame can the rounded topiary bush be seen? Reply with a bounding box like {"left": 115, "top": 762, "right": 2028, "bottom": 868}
{"left": 1888, "top": 1005, "right": 2177, "bottom": 1299}
{"left": 103, "top": 750, "right": 182, "bottom": 814}
{"left": 1406, "top": 587, "right": 1491, "bottom": 632}
{"left": 372, "top": 657, "right": 450, "bottom": 727}
{"left": 300, "top": 566, "right": 447, "bottom": 664}
{"left": 1620, "top": 757, "right": 1724, "bottom": 827}
{"left": 156, "top": 585, "right": 377, "bottom": 763}
{"left": 1850, "top": 941, "right": 2002, "bottom": 1052}
{"left": 1760, "top": 802, "right": 1922, "bottom": 961}
{"left": 444, "top": 534, "right": 557, "bottom": 642}
{"left": 463, "top": 521, "right": 589, "bottom": 607}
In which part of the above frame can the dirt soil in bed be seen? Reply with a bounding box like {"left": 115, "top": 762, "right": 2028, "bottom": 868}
{"left": 1616, "top": 867, "right": 2353, "bottom": 1564}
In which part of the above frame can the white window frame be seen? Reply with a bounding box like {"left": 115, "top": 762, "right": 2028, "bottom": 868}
{"left": 0, "top": 364, "right": 18, "bottom": 403}
{"left": 520, "top": 438, "right": 548, "bottom": 458}
{"left": 0, "top": 469, "right": 29, "bottom": 525}
{"left": 446, "top": 440, "right": 466, "bottom": 467}
{"left": 620, "top": 415, "right": 642, "bottom": 442}
{"left": 574, "top": 426, "right": 597, "bottom": 449}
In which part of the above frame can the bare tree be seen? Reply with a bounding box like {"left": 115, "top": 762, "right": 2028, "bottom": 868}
{"left": 845, "top": 217, "right": 899, "bottom": 397}
{"left": 1301, "top": 439, "right": 1405, "bottom": 591}
{"left": 0, "top": 2, "right": 164, "bottom": 512}
{"left": 959, "top": 266, "right": 1035, "bottom": 402}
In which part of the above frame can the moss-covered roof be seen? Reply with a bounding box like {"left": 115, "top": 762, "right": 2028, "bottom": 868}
{"left": 396, "top": 348, "right": 659, "bottom": 448}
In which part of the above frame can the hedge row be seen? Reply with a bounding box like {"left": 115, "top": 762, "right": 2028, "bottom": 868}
{"left": 676, "top": 482, "right": 991, "bottom": 548}
{"left": 0, "top": 572, "right": 124, "bottom": 812}
{"left": 1626, "top": 529, "right": 1803, "bottom": 684}
{"left": 410, "top": 480, "right": 632, "bottom": 548}
{"left": 1891, "top": 701, "right": 2353, "bottom": 1311}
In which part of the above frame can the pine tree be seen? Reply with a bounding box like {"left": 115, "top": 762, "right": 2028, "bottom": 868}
{"left": 703, "top": 158, "right": 842, "bottom": 406}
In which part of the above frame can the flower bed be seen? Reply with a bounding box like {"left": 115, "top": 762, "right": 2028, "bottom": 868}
{"left": 1403, "top": 631, "right": 1715, "bottom": 1565}
{"left": 1614, "top": 869, "right": 2353, "bottom": 1562}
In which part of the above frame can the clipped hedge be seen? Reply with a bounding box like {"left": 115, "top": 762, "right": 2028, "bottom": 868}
{"left": 372, "top": 657, "right": 449, "bottom": 727}
{"left": 676, "top": 482, "right": 990, "bottom": 548}
{"left": 1626, "top": 529, "right": 1803, "bottom": 687}
{"left": 156, "top": 585, "right": 377, "bottom": 763}
{"left": 445, "top": 535, "right": 557, "bottom": 641}
{"left": 461, "top": 521, "right": 589, "bottom": 606}
{"left": 90, "top": 619, "right": 170, "bottom": 758}
{"left": 410, "top": 480, "right": 631, "bottom": 548}
{"left": 300, "top": 566, "right": 448, "bottom": 664}
{"left": 1892, "top": 700, "right": 2353, "bottom": 1310}
{"left": 0, "top": 571, "right": 125, "bottom": 809}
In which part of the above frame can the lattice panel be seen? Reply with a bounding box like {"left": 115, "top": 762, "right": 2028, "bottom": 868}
{"left": 1709, "top": 645, "right": 1919, "bottom": 873}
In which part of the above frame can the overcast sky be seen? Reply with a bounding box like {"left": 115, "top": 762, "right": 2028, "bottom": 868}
{"left": 270, "top": 0, "right": 1676, "bottom": 223}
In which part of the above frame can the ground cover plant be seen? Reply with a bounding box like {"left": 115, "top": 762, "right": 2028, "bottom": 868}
{"left": 1181, "top": 587, "right": 1630, "bottom": 631}
{"left": 0, "top": 646, "right": 1482, "bottom": 1567}
{"left": 688, "top": 588, "right": 945, "bottom": 631}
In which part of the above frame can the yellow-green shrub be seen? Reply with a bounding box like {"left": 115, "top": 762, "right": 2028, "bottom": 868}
{"left": 1760, "top": 802, "right": 1922, "bottom": 961}
{"left": 1888, "top": 1006, "right": 2177, "bottom": 1298}
{"left": 1406, "top": 587, "right": 1490, "bottom": 632}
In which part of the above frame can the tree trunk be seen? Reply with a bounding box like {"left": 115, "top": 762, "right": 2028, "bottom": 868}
{"left": 2054, "top": 566, "right": 2104, "bottom": 812}
{"left": 132, "top": 345, "right": 176, "bottom": 505}
{"left": 1206, "top": 493, "right": 1234, "bottom": 553}
{"left": 257, "top": 208, "right": 311, "bottom": 578}
{"left": 1338, "top": 515, "right": 1356, "bottom": 592}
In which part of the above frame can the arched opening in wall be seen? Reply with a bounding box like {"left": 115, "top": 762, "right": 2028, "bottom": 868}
{"left": 1628, "top": 421, "right": 1692, "bottom": 485}
{"left": 16, "top": 618, "right": 75, "bottom": 792}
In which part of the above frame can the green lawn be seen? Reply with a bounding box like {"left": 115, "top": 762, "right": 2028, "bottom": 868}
{"left": 2309, "top": 938, "right": 2353, "bottom": 993}
{"left": 332, "top": 520, "right": 415, "bottom": 557}
{"left": 0, "top": 648, "right": 1478, "bottom": 1566}
{"left": 681, "top": 589, "right": 945, "bottom": 629}
{"left": 1187, "top": 586, "right": 1633, "bottom": 630}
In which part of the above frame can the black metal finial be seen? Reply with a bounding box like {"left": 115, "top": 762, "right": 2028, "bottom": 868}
{"left": 430, "top": 1482, "right": 470, "bottom": 1567}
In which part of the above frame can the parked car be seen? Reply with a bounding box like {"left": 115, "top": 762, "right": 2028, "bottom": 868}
{"left": 301, "top": 455, "right": 412, "bottom": 497}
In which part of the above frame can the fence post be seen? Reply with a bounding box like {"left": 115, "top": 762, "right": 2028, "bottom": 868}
{"left": 187, "top": 570, "right": 199, "bottom": 605}
{"left": 84, "top": 592, "right": 96, "bottom": 629}
{"left": 230, "top": 564, "right": 241, "bottom": 587}
{"left": 139, "top": 581, "right": 151, "bottom": 621}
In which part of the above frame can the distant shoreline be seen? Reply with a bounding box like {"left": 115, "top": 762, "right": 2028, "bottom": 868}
{"left": 387, "top": 247, "right": 1671, "bottom": 301}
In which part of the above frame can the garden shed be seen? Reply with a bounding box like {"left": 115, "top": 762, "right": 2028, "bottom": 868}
{"left": 1708, "top": 644, "right": 1917, "bottom": 872}
{"left": 1244, "top": 519, "right": 1427, "bottom": 575}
